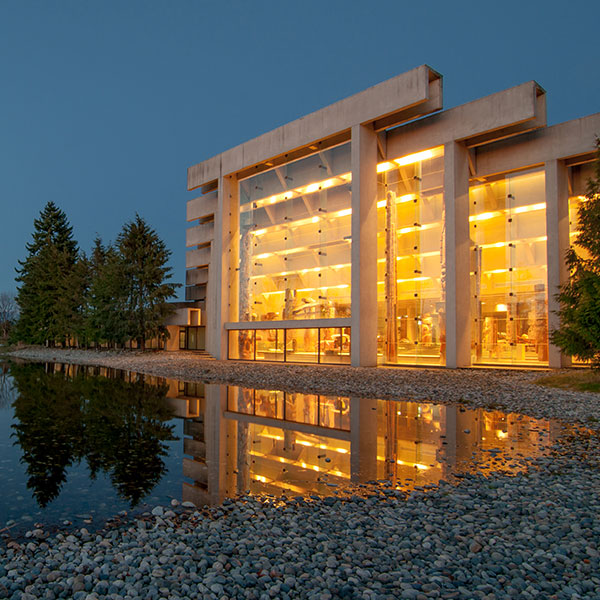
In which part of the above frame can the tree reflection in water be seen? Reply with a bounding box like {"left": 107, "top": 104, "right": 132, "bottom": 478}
{"left": 10, "top": 363, "right": 177, "bottom": 508}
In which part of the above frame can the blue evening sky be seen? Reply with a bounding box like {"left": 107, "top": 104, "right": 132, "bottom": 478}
{"left": 1, "top": 0, "right": 598, "bottom": 299}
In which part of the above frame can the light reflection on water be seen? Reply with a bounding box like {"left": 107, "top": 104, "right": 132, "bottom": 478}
{"left": 0, "top": 362, "right": 558, "bottom": 535}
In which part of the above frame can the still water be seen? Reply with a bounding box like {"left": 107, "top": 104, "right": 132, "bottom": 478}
{"left": 0, "top": 361, "right": 559, "bottom": 535}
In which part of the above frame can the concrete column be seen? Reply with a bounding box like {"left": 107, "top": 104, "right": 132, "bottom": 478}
{"left": 443, "top": 142, "right": 471, "bottom": 368}
{"left": 545, "top": 159, "right": 571, "bottom": 368}
{"left": 350, "top": 124, "right": 378, "bottom": 367}
{"left": 210, "top": 174, "right": 239, "bottom": 360}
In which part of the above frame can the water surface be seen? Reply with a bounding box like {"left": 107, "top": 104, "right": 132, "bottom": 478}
{"left": 0, "top": 361, "right": 559, "bottom": 536}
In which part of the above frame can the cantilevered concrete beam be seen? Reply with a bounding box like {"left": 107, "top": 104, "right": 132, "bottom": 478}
{"left": 188, "top": 65, "right": 442, "bottom": 190}
{"left": 386, "top": 81, "right": 546, "bottom": 160}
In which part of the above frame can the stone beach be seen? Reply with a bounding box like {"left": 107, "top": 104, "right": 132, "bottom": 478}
{"left": 1, "top": 347, "right": 599, "bottom": 599}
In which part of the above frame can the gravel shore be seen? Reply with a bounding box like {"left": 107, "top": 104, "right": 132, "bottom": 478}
{"left": 2, "top": 347, "right": 599, "bottom": 599}
{"left": 3, "top": 347, "right": 600, "bottom": 428}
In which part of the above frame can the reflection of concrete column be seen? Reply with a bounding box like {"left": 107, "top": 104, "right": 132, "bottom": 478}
{"left": 205, "top": 384, "right": 228, "bottom": 505}
{"left": 350, "top": 124, "right": 378, "bottom": 367}
{"left": 545, "top": 159, "right": 571, "bottom": 368}
{"left": 444, "top": 142, "right": 471, "bottom": 368}
{"left": 211, "top": 174, "right": 239, "bottom": 360}
{"left": 385, "top": 191, "right": 398, "bottom": 361}
{"left": 441, "top": 406, "right": 457, "bottom": 476}
{"left": 350, "top": 398, "right": 378, "bottom": 482}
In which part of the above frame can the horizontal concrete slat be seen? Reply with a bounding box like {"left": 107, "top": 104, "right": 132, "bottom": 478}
{"left": 186, "top": 285, "right": 206, "bottom": 301}
{"left": 183, "top": 458, "right": 208, "bottom": 484}
{"left": 186, "top": 267, "right": 209, "bottom": 286}
{"left": 187, "top": 192, "right": 218, "bottom": 222}
{"left": 186, "top": 221, "right": 215, "bottom": 247}
{"left": 186, "top": 245, "right": 211, "bottom": 269}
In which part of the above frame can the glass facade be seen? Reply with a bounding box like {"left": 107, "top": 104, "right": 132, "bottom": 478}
{"left": 237, "top": 143, "right": 352, "bottom": 322}
{"left": 376, "top": 147, "right": 445, "bottom": 365}
{"left": 469, "top": 169, "right": 548, "bottom": 365}
{"left": 228, "top": 327, "right": 351, "bottom": 363}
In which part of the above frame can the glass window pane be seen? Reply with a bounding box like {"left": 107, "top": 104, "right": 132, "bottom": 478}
{"left": 376, "top": 147, "right": 445, "bottom": 365}
{"left": 228, "top": 330, "right": 255, "bottom": 360}
{"left": 236, "top": 143, "right": 352, "bottom": 322}
{"left": 469, "top": 169, "right": 548, "bottom": 365}
{"left": 255, "top": 328, "right": 284, "bottom": 361}
{"left": 286, "top": 328, "right": 318, "bottom": 363}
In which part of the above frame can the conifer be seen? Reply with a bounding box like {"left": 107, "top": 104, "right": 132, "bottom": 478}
{"left": 551, "top": 139, "right": 600, "bottom": 367}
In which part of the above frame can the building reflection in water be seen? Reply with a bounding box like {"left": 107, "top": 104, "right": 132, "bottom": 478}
{"left": 164, "top": 380, "right": 558, "bottom": 507}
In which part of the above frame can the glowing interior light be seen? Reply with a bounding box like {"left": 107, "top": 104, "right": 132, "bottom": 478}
{"left": 297, "top": 440, "right": 313, "bottom": 447}
{"left": 512, "top": 202, "right": 546, "bottom": 214}
{"left": 496, "top": 429, "right": 508, "bottom": 439}
{"left": 394, "top": 149, "right": 434, "bottom": 166}
{"left": 254, "top": 253, "right": 272, "bottom": 260}
{"left": 305, "top": 183, "right": 320, "bottom": 194}
{"left": 335, "top": 208, "right": 352, "bottom": 217}
{"left": 335, "top": 448, "right": 349, "bottom": 454}
{"left": 377, "top": 162, "right": 394, "bottom": 173}
{"left": 253, "top": 228, "right": 267, "bottom": 236}
{"left": 495, "top": 304, "right": 508, "bottom": 312}
{"left": 469, "top": 211, "right": 502, "bottom": 222}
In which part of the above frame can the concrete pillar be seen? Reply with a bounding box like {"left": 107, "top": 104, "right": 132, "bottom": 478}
{"left": 545, "top": 159, "right": 571, "bottom": 368}
{"left": 443, "top": 142, "right": 471, "bottom": 368}
{"left": 210, "top": 174, "right": 239, "bottom": 360}
{"left": 350, "top": 124, "right": 378, "bottom": 367}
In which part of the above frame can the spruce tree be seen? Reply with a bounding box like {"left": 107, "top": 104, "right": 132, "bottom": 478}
{"left": 551, "top": 139, "right": 600, "bottom": 367}
{"left": 116, "top": 215, "right": 179, "bottom": 349}
{"left": 14, "top": 202, "right": 81, "bottom": 346}
{"left": 86, "top": 239, "right": 130, "bottom": 347}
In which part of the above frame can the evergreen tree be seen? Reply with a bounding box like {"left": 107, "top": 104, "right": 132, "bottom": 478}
{"left": 14, "top": 202, "right": 81, "bottom": 346}
{"left": 551, "top": 139, "right": 600, "bottom": 367}
{"left": 116, "top": 215, "right": 179, "bottom": 349}
{"left": 86, "top": 238, "right": 130, "bottom": 346}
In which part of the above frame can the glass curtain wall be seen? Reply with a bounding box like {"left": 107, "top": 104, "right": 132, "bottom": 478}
{"left": 469, "top": 169, "right": 548, "bottom": 365}
{"left": 237, "top": 143, "right": 352, "bottom": 324}
{"left": 376, "top": 147, "right": 445, "bottom": 365}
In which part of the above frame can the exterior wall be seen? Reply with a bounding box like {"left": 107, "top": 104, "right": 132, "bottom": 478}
{"left": 186, "top": 65, "right": 599, "bottom": 368}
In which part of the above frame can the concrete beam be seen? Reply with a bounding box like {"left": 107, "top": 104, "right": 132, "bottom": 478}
{"left": 475, "top": 113, "right": 600, "bottom": 179}
{"left": 387, "top": 81, "right": 546, "bottom": 160}
{"left": 188, "top": 65, "right": 441, "bottom": 189}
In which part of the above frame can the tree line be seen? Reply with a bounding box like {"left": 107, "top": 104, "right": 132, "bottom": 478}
{"left": 13, "top": 202, "right": 179, "bottom": 349}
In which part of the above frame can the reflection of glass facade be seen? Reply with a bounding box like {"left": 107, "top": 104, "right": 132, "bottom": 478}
{"left": 569, "top": 195, "right": 589, "bottom": 260}
{"left": 376, "top": 147, "right": 445, "bottom": 365}
{"left": 237, "top": 143, "right": 352, "bottom": 322}
{"left": 469, "top": 169, "right": 548, "bottom": 365}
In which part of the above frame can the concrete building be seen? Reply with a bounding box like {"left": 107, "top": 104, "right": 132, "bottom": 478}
{"left": 184, "top": 65, "right": 599, "bottom": 369}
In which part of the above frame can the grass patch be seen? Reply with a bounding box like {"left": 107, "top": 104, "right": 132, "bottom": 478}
{"left": 535, "top": 370, "right": 600, "bottom": 393}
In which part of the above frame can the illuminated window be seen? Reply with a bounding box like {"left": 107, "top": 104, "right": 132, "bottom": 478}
{"left": 469, "top": 169, "right": 548, "bottom": 365}
{"left": 236, "top": 144, "right": 352, "bottom": 322}
{"left": 376, "top": 146, "right": 445, "bottom": 365}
